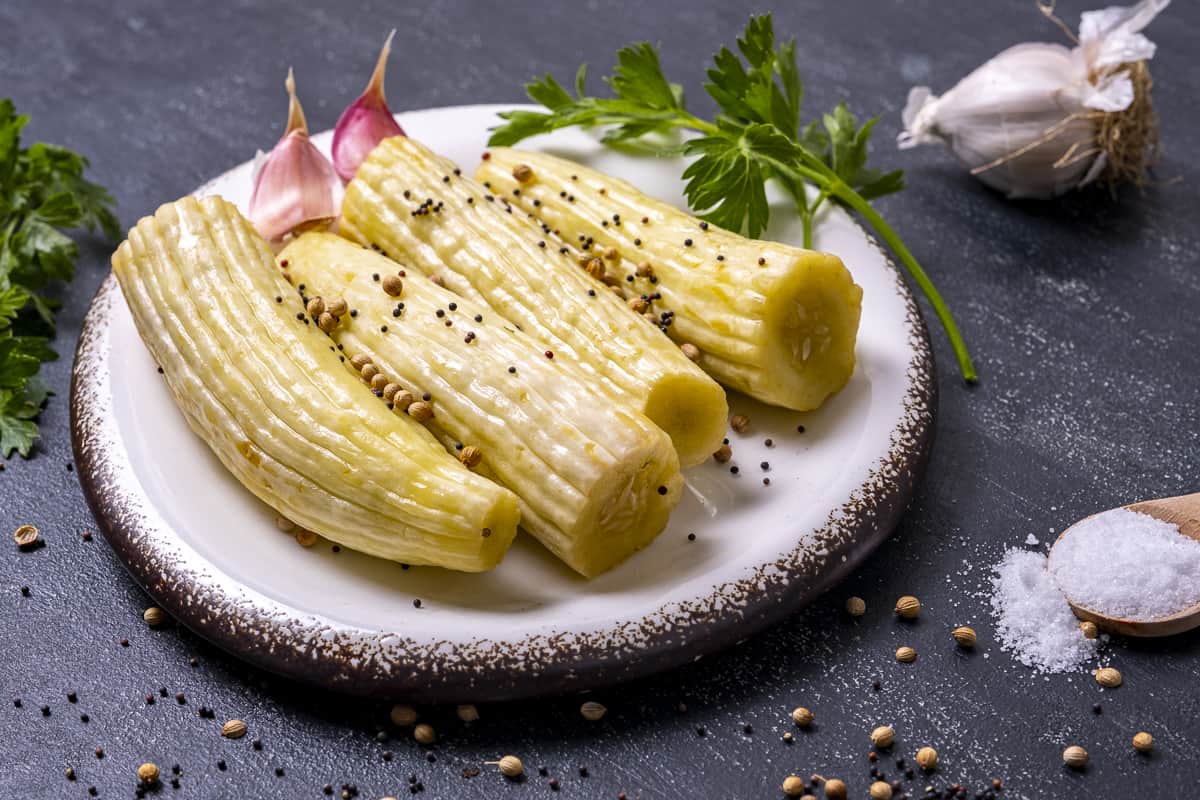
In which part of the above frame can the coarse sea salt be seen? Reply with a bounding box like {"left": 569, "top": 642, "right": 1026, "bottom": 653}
{"left": 1048, "top": 507, "right": 1200, "bottom": 621}
{"left": 990, "top": 548, "right": 1096, "bottom": 673}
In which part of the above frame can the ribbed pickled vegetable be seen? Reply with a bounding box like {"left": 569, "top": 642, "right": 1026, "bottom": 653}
{"left": 111, "top": 196, "right": 519, "bottom": 571}
{"left": 279, "top": 232, "right": 683, "bottom": 576}
{"left": 339, "top": 136, "right": 728, "bottom": 466}
{"left": 477, "top": 148, "right": 863, "bottom": 410}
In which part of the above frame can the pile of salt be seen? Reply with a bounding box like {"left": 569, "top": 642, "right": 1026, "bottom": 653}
{"left": 990, "top": 548, "right": 1096, "bottom": 673}
{"left": 1048, "top": 507, "right": 1200, "bottom": 621}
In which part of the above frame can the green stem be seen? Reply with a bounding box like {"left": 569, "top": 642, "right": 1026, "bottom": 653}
{"left": 762, "top": 157, "right": 977, "bottom": 383}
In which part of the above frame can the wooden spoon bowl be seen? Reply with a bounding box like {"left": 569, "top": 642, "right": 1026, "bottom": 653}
{"left": 1050, "top": 492, "right": 1200, "bottom": 638}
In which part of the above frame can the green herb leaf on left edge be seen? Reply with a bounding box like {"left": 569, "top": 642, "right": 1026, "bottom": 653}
{"left": 1, "top": 98, "right": 119, "bottom": 458}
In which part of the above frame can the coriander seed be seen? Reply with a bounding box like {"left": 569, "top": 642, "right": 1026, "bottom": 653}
{"left": 1062, "top": 745, "right": 1088, "bottom": 769}
{"left": 137, "top": 763, "right": 159, "bottom": 785}
{"left": 871, "top": 725, "right": 895, "bottom": 749}
{"left": 143, "top": 606, "right": 166, "bottom": 627}
{"left": 317, "top": 312, "right": 337, "bottom": 333}
{"left": 512, "top": 164, "right": 533, "bottom": 183}
{"left": 580, "top": 701, "right": 607, "bottom": 721}
{"left": 360, "top": 363, "right": 380, "bottom": 381}
{"left": 306, "top": 297, "right": 325, "bottom": 317}
{"left": 730, "top": 414, "right": 749, "bottom": 433}
{"left": 456, "top": 704, "right": 479, "bottom": 722}
{"left": 791, "top": 707, "right": 814, "bottom": 728}
{"left": 496, "top": 754, "right": 524, "bottom": 777}
{"left": 392, "top": 391, "right": 415, "bottom": 413}
{"left": 1080, "top": 620, "right": 1099, "bottom": 639}
{"left": 407, "top": 401, "right": 434, "bottom": 422}
{"left": 390, "top": 704, "right": 417, "bottom": 726}
{"left": 916, "top": 746, "right": 938, "bottom": 771}
{"left": 295, "top": 530, "right": 317, "bottom": 548}
{"left": 869, "top": 781, "right": 892, "bottom": 800}
{"left": 680, "top": 343, "right": 700, "bottom": 361}
{"left": 459, "top": 446, "right": 483, "bottom": 469}
{"left": 370, "top": 372, "right": 389, "bottom": 391}
{"left": 1094, "top": 667, "right": 1122, "bottom": 688}
{"left": 895, "top": 646, "right": 917, "bottom": 663}
{"left": 413, "top": 723, "right": 436, "bottom": 745}
{"left": 13, "top": 525, "right": 38, "bottom": 548}
{"left": 713, "top": 444, "right": 733, "bottom": 463}
{"left": 845, "top": 596, "right": 866, "bottom": 617}
{"left": 1132, "top": 731, "right": 1153, "bottom": 753}
{"left": 350, "top": 353, "right": 372, "bottom": 371}
{"left": 274, "top": 516, "right": 295, "bottom": 533}
{"left": 782, "top": 775, "right": 805, "bottom": 796}
{"left": 222, "top": 719, "right": 247, "bottom": 739}
{"left": 894, "top": 595, "right": 921, "bottom": 619}
{"left": 823, "top": 778, "right": 847, "bottom": 800}
{"left": 952, "top": 626, "right": 977, "bottom": 648}
{"left": 326, "top": 298, "right": 348, "bottom": 317}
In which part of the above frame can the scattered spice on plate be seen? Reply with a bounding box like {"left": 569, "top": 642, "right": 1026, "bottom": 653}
{"left": 1062, "top": 745, "right": 1088, "bottom": 769}
{"left": 1132, "top": 731, "right": 1153, "bottom": 753}
{"left": 580, "top": 701, "right": 607, "bottom": 721}
{"left": 845, "top": 597, "right": 866, "bottom": 617}
{"left": 893, "top": 595, "right": 920, "bottom": 619}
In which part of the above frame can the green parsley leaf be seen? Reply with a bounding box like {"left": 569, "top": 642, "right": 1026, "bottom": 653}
{"left": 0, "top": 97, "right": 119, "bottom": 458}
{"left": 493, "top": 14, "right": 976, "bottom": 381}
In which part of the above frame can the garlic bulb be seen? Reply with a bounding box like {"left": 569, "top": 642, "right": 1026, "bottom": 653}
{"left": 332, "top": 30, "right": 406, "bottom": 182}
{"left": 898, "top": 0, "right": 1168, "bottom": 199}
{"left": 248, "top": 69, "right": 342, "bottom": 241}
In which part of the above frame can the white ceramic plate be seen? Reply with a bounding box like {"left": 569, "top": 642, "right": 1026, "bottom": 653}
{"left": 71, "top": 104, "right": 934, "bottom": 700}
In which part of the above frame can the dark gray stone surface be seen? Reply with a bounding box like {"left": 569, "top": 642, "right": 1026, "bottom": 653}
{"left": 2, "top": 0, "right": 1198, "bottom": 797}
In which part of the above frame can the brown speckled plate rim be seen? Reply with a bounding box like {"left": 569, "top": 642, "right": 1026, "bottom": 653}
{"left": 70, "top": 114, "right": 936, "bottom": 702}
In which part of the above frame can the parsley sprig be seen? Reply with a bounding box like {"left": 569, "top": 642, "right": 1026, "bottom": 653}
{"left": 1, "top": 98, "right": 119, "bottom": 458}
{"left": 490, "top": 15, "right": 975, "bottom": 382}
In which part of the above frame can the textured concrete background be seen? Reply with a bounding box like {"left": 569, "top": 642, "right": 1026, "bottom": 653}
{"left": 2, "top": 1, "right": 1199, "bottom": 797}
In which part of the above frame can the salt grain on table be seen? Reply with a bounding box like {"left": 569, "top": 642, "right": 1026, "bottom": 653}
{"left": 990, "top": 548, "right": 1096, "bottom": 673}
{"left": 1048, "top": 507, "right": 1200, "bottom": 621}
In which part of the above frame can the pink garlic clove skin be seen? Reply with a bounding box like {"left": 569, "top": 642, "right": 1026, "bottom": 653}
{"left": 332, "top": 29, "right": 406, "bottom": 183}
{"left": 248, "top": 68, "right": 343, "bottom": 242}
{"left": 248, "top": 132, "right": 342, "bottom": 241}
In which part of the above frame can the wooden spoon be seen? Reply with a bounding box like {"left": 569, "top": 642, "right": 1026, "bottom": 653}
{"left": 1049, "top": 492, "right": 1200, "bottom": 638}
